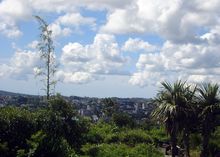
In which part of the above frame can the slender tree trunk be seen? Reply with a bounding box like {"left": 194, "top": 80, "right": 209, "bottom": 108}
{"left": 47, "top": 60, "right": 50, "bottom": 100}
{"left": 201, "top": 128, "right": 210, "bottom": 157}
{"left": 46, "top": 44, "right": 51, "bottom": 100}
{"left": 183, "top": 128, "right": 190, "bottom": 157}
{"left": 171, "top": 128, "right": 178, "bottom": 157}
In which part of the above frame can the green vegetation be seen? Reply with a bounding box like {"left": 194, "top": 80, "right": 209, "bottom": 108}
{"left": 1, "top": 80, "right": 220, "bottom": 157}
{"left": 81, "top": 143, "right": 163, "bottom": 157}
{"left": 152, "top": 80, "right": 220, "bottom": 157}
{"left": 0, "top": 96, "right": 164, "bottom": 157}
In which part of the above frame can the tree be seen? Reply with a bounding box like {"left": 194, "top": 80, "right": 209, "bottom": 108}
{"left": 35, "top": 15, "right": 57, "bottom": 100}
{"left": 179, "top": 83, "right": 197, "bottom": 157}
{"left": 152, "top": 80, "right": 195, "bottom": 157}
{"left": 112, "top": 112, "right": 135, "bottom": 128}
{"left": 101, "top": 98, "right": 119, "bottom": 118}
{"left": 197, "top": 83, "right": 220, "bottom": 157}
{"left": 48, "top": 96, "right": 89, "bottom": 151}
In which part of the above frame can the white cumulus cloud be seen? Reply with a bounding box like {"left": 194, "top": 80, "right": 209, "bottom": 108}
{"left": 59, "top": 33, "right": 128, "bottom": 83}
{"left": 48, "top": 23, "right": 72, "bottom": 39}
{"left": 0, "top": 0, "right": 32, "bottom": 38}
{"left": 122, "top": 38, "right": 157, "bottom": 52}
{"left": 130, "top": 32, "right": 220, "bottom": 87}
{"left": 101, "top": 0, "right": 220, "bottom": 43}
{"left": 56, "top": 71, "right": 95, "bottom": 84}
{"left": 0, "top": 50, "right": 41, "bottom": 79}
{"left": 56, "top": 13, "right": 96, "bottom": 27}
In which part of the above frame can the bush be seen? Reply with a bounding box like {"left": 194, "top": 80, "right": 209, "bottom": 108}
{"left": 118, "top": 129, "right": 153, "bottom": 146}
{"left": 81, "top": 143, "right": 163, "bottom": 157}
{"left": 112, "top": 113, "right": 135, "bottom": 128}
{"left": 147, "top": 127, "right": 169, "bottom": 145}
{"left": 209, "top": 127, "right": 220, "bottom": 156}
{"left": 17, "top": 131, "right": 77, "bottom": 157}
{"left": 87, "top": 123, "right": 153, "bottom": 146}
{"left": 190, "top": 133, "right": 201, "bottom": 149}
{"left": 0, "top": 107, "right": 36, "bottom": 157}
{"left": 0, "top": 96, "right": 90, "bottom": 157}
{"left": 86, "top": 122, "right": 119, "bottom": 144}
{"left": 0, "top": 142, "right": 9, "bottom": 157}
{"left": 35, "top": 97, "right": 89, "bottom": 151}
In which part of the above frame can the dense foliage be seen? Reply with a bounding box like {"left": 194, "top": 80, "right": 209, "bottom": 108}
{"left": 0, "top": 96, "right": 164, "bottom": 157}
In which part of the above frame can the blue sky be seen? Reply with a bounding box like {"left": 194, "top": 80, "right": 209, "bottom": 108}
{"left": 1, "top": 0, "right": 220, "bottom": 98}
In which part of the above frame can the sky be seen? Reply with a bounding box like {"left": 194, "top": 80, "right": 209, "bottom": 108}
{"left": 1, "top": 0, "right": 220, "bottom": 98}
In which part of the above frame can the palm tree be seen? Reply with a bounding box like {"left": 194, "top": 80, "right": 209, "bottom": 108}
{"left": 152, "top": 80, "right": 195, "bottom": 157}
{"left": 181, "top": 90, "right": 197, "bottom": 157}
{"left": 197, "top": 83, "right": 220, "bottom": 157}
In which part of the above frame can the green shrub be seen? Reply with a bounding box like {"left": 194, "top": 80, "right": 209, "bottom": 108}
{"left": 0, "top": 107, "right": 36, "bottom": 157}
{"left": 17, "top": 131, "right": 77, "bottom": 157}
{"left": 0, "top": 97, "right": 89, "bottom": 157}
{"left": 147, "top": 127, "right": 168, "bottom": 145}
{"left": 0, "top": 142, "right": 9, "bottom": 157}
{"left": 35, "top": 97, "right": 89, "bottom": 151}
{"left": 112, "top": 113, "right": 135, "bottom": 128}
{"left": 87, "top": 123, "right": 154, "bottom": 145}
{"left": 81, "top": 143, "right": 163, "bottom": 157}
{"left": 190, "top": 149, "right": 200, "bottom": 157}
{"left": 190, "top": 133, "right": 201, "bottom": 149}
{"left": 86, "top": 122, "right": 119, "bottom": 144}
{"left": 118, "top": 129, "right": 153, "bottom": 146}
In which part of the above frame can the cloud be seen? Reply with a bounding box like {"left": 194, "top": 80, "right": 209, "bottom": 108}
{"left": 48, "top": 23, "right": 72, "bottom": 39}
{"left": 31, "top": 0, "right": 134, "bottom": 12}
{"left": 122, "top": 38, "right": 157, "bottom": 52}
{"left": 201, "top": 26, "right": 220, "bottom": 44}
{"left": 0, "top": 0, "right": 97, "bottom": 39}
{"left": 1, "top": 0, "right": 220, "bottom": 89}
{"left": 0, "top": 34, "right": 129, "bottom": 84}
{"left": 0, "top": 22, "right": 22, "bottom": 38}
{"left": 100, "top": 0, "right": 220, "bottom": 43}
{"left": 100, "top": 0, "right": 174, "bottom": 34}
{"left": 129, "top": 53, "right": 166, "bottom": 87}
{"left": 0, "top": 0, "right": 31, "bottom": 20}
{"left": 1, "top": 0, "right": 220, "bottom": 42}
{"left": 56, "top": 71, "right": 95, "bottom": 84}
{"left": 59, "top": 33, "right": 128, "bottom": 83}
{"left": 129, "top": 71, "right": 162, "bottom": 87}
{"left": 27, "top": 40, "right": 39, "bottom": 49}
{"left": 82, "top": 0, "right": 134, "bottom": 10}
{"left": 0, "top": 50, "right": 41, "bottom": 79}
{"left": 30, "top": 0, "right": 74, "bottom": 13}
{"left": 56, "top": 12, "right": 96, "bottom": 27}
{"left": 61, "top": 42, "right": 91, "bottom": 63}
{"left": 129, "top": 32, "right": 220, "bottom": 87}
{"left": 48, "top": 12, "right": 96, "bottom": 38}
{"left": 0, "top": 0, "right": 32, "bottom": 38}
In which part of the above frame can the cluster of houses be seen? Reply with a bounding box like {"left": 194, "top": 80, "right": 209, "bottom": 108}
{"left": 0, "top": 91, "right": 155, "bottom": 122}
{"left": 68, "top": 96, "right": 154, "bottom": 122}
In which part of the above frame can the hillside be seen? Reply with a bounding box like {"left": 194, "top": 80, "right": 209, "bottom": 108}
{"left": 0, "top": 90, "right": 154, "bottom": 121}
{"left": 0, "top": 90, "right": 31, "bottom": 96}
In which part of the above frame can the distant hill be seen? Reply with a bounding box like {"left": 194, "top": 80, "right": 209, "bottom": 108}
{"left": 0, "top": 90, "right": 155, "bottom": 121}
{"left": 0, "top": 90, "right": 148, "bottom": 99}
{"left": 0, "top": 90, "right": 31, "bottom": 96}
